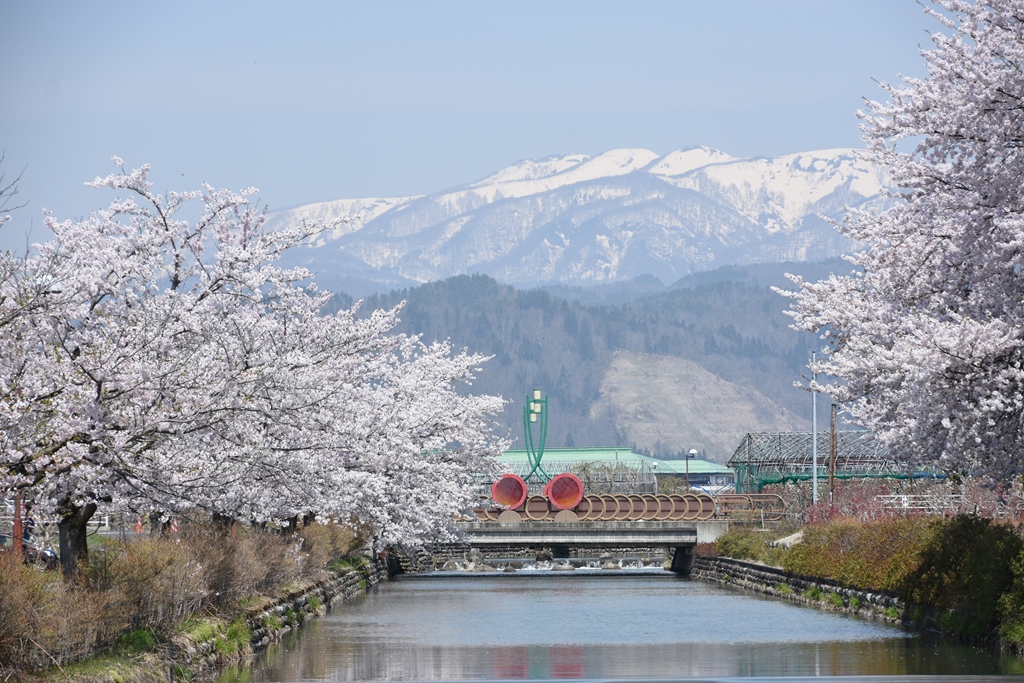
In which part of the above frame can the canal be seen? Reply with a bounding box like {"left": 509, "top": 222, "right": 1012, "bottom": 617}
{"left": 234, "top": 571, "right": 1024, "bottom": 681}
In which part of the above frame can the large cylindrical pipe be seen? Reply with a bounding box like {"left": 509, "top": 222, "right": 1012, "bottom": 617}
{"left": 598, "top": 495, "right": 619, "bottom": 521}
{"left": 577, "top": 496, "right": 600, "bottom": 521}
{"left": 524, "top": 495, "right": 552, "bottom": 521}
{"left": 547, "top": 473, "right": 585, "bottom": 510}
{"left": 491, "top": 473, "right": 529, "bottom": 509}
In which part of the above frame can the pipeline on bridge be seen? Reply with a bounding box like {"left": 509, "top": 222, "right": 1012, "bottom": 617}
{"left": 477, "top": 473, "right": 784, "bottom": 523}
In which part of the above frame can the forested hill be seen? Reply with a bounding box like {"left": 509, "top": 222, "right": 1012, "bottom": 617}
{"left": 338, "top": 274, "right": 816, "bottom": 461}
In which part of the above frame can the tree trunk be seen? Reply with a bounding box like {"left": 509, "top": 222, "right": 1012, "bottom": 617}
{"left": 150, "top": 512, "right": 170, "bottom": 535}
{"left": 57, "top": 501, "right": 97, "bottom": 576}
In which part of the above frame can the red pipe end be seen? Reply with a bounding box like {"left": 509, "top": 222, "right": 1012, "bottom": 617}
{"left": 548, "top": 473, "right": 584, "bottom": 510}
{"left": 492, "top": 473, "right": 528, "bottom": 509}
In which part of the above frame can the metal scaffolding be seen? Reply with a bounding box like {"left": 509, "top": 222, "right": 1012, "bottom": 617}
{"left": 727, "top": 431, "right": 941, "bottom": 493}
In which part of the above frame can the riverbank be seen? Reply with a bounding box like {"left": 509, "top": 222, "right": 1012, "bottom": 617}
{"left": 18, "top": 559, "right": 389, "bottom": 683}
{"left": 0, "top": 522, "right": 391, "bottom": 682}
{"left": 693, "top": 556, "right": 905, "bottom": 623}
{"left": 697, "top": 514, "right": 1024, "bottom": 658}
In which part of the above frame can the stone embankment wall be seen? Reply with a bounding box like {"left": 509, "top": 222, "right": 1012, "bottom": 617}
{"left": 246, "top": 562, "right": 388, "bottom": 651}
{"left": 177, "top": 561, "right": 389, "bottom": 676}
{"left": 692, "top": 556, "right": 904, "bottom": 623}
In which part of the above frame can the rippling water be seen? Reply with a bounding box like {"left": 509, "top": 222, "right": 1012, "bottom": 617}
{"left": 231, "top": 573, "right": 1024, "bottom": 682}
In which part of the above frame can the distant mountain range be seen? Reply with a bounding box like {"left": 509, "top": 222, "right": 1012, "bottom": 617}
{"left": 268, "top": 147, "right": 888, "bottom": 295}
{"left": 345, "top": 271, "right": 828, "bottom": 461}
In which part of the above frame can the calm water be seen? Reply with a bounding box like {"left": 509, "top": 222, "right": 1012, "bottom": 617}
{"left": 233, "top": 572, "right": 1024, "bottom": 682}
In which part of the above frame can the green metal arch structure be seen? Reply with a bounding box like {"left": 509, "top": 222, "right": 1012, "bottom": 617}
{"left": 523, "top": 389, "right": 551, "bottom": 482}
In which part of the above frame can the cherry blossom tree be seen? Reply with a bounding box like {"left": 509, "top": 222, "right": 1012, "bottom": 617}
{"left": 782, "top": 0, "right": 1024, "bottom": 485}
{"left": 1, "top": 160, "right": 507, "bottom": 572}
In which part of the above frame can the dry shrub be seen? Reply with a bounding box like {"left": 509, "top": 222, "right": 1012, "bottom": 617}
{"left": 178, "top": 523, "right": 303, "bottom": 607}
{"left": 86, "top": 537, "right": 206, "bottom": 631}
{"left": 2, "top": 520, "right": 357, "bottom": 672}
{"left": 0, "top": 551, "right": 107, "bottom": 669}
{"left": 693, "top": 542, "right": 718, "bottom": 557}
{"left": 296, "top": 522, "right": 357, "bottom": 572}
{"left": 0, "top": 551, "right": 43, "bottom": 667}
{"left": 31, "top": 579, "right": 109, "bottom": 667}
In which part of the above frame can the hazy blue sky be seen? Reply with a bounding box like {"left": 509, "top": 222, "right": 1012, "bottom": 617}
{"left": 2, "top": 1, "right": 935, "bottom": 249}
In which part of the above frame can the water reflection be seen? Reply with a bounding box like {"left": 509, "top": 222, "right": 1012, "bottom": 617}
{"left": 237, "top": 575, "right": 1024, "bottom": 681}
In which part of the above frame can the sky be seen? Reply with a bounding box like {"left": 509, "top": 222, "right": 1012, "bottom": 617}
{"left": 1, "top": 1, "right": 937, "bottom": 250}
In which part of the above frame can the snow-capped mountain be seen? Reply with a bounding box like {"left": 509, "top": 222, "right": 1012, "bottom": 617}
{"left": 268, "top": 147, "right": 888, "bottom": 293}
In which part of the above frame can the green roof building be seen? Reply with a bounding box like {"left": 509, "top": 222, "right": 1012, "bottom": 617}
{"left": 495, "top": 447, "right": 735, "bottom": 493}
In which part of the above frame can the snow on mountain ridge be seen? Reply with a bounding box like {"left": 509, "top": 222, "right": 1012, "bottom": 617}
{"left": 646, "top": 146, "right": 735, "bottom": 177}
{"left": 470, "top": 153, "right": 589, "bottom": 186}
{"left": 269, "top": 147, "right": 889, "bottom": 291}
{"left": 456, "top": 148, "right": 661, "bottom": 204}
{"left": 669, "top": 148, "right": 886, "bottom": 230}
{"left": 268, "top": 195, "right": 422, "bottom": 243}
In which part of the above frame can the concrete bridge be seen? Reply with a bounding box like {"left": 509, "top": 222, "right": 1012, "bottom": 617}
{"left": 456, "top": 519, "right": 728, "bottom": 574}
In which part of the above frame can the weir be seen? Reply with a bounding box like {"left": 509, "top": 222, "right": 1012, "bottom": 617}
{"left": 455, "top": 519, "right": 728, "bottom": 575}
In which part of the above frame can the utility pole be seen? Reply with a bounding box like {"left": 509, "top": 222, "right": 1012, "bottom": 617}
{"left": 829, "top": 403, "right": 837, "bottom": 504}
{"left": 811, "top": 352, "right": 818, "bottom": 505}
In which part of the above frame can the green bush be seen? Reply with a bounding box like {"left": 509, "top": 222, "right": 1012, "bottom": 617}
{"left": 716, "top": 529, "right": 767, "bottom": 562}
{"left": 214, "top": 617, "right": 251, "bottom": 655}
{"left": 999, "top": 544, "right": 1024, "bottom": 645}
{"left": 762, "top": 545, "right": 790, "bottom": 568}
{"left": 177, "top": 617, "right": 218, "bottom": 644}
{"left": 115, "top": 628, "right": 158, "bottom": 654}
{"left": 782, "top": 514, "right": 1024, "bottom": 641}
{"left": 827, "top": 592, "right": 844, "bottom": 609}
{"left": 899, "top": 516, "right": 1022, "bottom": 639}
{"left": 783, "top": 516, "right": 937, "bottom": 591}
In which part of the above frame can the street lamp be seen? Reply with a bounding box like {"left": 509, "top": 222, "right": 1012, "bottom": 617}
{"left": 686, "top": 449, "right": 698, "bottom": 491}
{"left": 524, "top": 389, "right": 550, "bottom": 481}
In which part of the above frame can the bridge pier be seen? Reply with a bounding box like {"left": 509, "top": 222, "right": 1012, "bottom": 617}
{"left": 669, "top": 546, "right": 694, "bottom": 575}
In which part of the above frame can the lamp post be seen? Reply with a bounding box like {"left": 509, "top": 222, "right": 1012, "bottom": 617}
{"left": 812, "top": 352, "right": 819, "bottom": 505}
{"left": 524, "top": 389, "right": 550, "bottom": 482}
{"left": 686, "top": 449, "right": 698, "bottom": 491}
